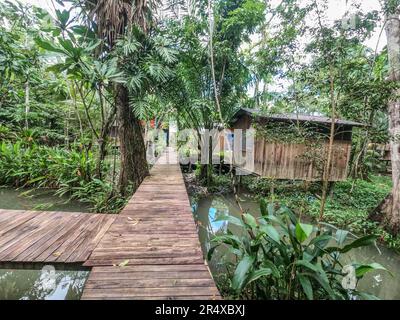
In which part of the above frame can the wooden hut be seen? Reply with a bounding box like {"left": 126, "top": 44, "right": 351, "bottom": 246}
{"left": 230, "top": 108, "right": 365, "bottom": 181}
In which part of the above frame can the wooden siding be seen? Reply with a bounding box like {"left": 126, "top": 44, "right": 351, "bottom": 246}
{"left": 241, "top": 138, "right": 352, "bottom": 181}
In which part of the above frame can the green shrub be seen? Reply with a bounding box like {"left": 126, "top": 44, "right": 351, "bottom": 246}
{"left": 209, "top": 201, "right": 388, "bottom": 300}
{"left": 0, "top": 141, "right": 126, "bottom": 213}
{"left": 241, "top": 175, "right": 399, "bottom": 250}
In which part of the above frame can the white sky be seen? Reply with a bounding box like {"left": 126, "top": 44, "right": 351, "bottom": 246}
{"left": 18, "top": 0, "right": 386, "bottom": 52}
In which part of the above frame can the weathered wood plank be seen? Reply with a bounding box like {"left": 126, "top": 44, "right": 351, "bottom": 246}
{"left": 0, "top": 211, "right": 115, "bottom": 263}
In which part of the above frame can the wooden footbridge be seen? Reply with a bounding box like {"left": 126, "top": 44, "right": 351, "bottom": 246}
{"left": 0, "top": 147, "right": 220, "bottom": 300}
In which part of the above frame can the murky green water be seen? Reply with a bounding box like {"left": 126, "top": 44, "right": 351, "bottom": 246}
{"left": 192, "top": 193, "right": 400, "bottom": 300}
{"left": 0, "top": 188, "right": 90, "bottom": 212}
{"left": 0, "top": 265, "right": 89, "bottom": 300}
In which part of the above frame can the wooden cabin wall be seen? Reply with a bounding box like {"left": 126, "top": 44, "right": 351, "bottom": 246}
{"left": 233, "top": 114, "right": 252, "bottom": 130}
{"left": 242, "top": 137, "right": 352, "bottom": 181}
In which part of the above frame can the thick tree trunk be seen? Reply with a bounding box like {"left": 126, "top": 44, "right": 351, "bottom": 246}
{"left": 374, "top": 8, "right": 400, "bottom": 234}
{"left": 117, "top": 85, "right": 149, "bottom": 195}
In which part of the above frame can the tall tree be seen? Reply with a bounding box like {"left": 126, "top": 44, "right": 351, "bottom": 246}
{"left": 376, "top": 0, "right": 400, "bottom": 233}
{"left": 79, "top": 0, "right": 151, "bottom": 195}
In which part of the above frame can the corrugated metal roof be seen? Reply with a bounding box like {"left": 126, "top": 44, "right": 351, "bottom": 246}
{"left": 236, "top": 108, "right": 365, "bottom": 127}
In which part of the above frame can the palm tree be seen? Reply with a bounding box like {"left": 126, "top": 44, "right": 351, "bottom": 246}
{"left": 76, "top": 0, "right": 153, "bottom": 194}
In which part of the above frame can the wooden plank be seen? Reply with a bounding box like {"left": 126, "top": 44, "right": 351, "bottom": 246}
{"left": 0, "top": 211, "right": 48, "bottom": 252}
{"left": 71, "top": 215, "right": 116, "bottom": 262}
{"left": 87, "top": 264, "right": 208, "bottom": 272}
{"left": 0, "top": 211, "right": 117, "bottom": 264}
{"left": 7, "top": 212, "right": 73, "bottom": 262}
{"left": 33, "top": 213, "right": 93, "bottom": 262}
{"left": 84, "top": 256, "right": 205, "bottom": 267}
{"left": 51, "top": 214, "right": 102, "bottom": 262}
{"left": 0, "top": 211, "right": 40, "bottom": 237}
{"left": 84, "top": 278, "right": 216, "bottom": 289}
{"left": 13, "top": 213, "right": 84, "bottom": 262}
{"left": 87, "top": 271, "right": 214, "bottom": 281}
{"left": 81, "top": 286, "right": 220, "bottom": 297}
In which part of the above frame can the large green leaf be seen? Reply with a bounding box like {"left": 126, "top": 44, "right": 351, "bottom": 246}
{"left": 354, "top": 263, "right": 389, "bottom": 278}
{"left": 247, "top": 268, "right": 272, "bottom": 284}
{"left": 35, "top": 37, "right": 66, "bottom": 54}
{"left": 59, "top": 38, "right": 77, "bottom": 56}
{"left": 243, "top": 213, "right": 257, "bottom": 229}
{"left": 340, "top": 235, "right": 378, "bottom": 253}
{"left": 210, "top": 234, "right": 241, "bottom": 247}
{"left": 296, "top": 260, "right": 320, "bottom": 273}
{"left": 309, "top": 234, "right": 332, "bottom": 248}
{"left": 295, "top": 222, "right": 313, "bottom": 243}
{"left": 55, "top": 9, "right": 71, "bottom": 28}
{"left": 310, "top": 272, "right": 336, "bottom": 299}
{"left": 232, "top": 255, "right": 255, "bottom": 291}
{"left": 213, "top": 214, "right": 244, "bottom": 227}
{"left": 262, "top": 259, "right": 280, "bottom": 278}
{"left": 335, "top": 229, "right": 349, "bottom": 245}
{"left": 260, "top": 224, "right": 280, "bottom": 243}
{"left": 298, "top": 274, "right": 314, "bottom": 300}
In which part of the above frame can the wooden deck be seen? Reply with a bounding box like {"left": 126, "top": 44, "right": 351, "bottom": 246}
{"left": 0, "top": 210, "right": 116, "bottom": 263}
{"left": 81, "top": 147, "right": 220, "bottom": 300}
{"left": 0, "top": 147, "right": 220, "bottom": 300}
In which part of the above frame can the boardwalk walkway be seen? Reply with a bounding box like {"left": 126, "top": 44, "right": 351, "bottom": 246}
{"left": 0, "top": 147, "right": 220, "bottom": 300}
{"left": 81, "top": 147, "right": 220, "bottom": 299}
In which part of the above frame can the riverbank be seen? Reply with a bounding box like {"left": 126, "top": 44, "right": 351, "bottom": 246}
{"left": 183, "top": 171, "right": 399, "bottom": 251}
{"left": 190, "top": 192, "right": 400, "bottom": 300}
{"left": 184, "top": 170, "right": 400, "bottom": 299}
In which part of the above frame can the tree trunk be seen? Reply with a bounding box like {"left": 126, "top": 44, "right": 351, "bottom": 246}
{"left": 319, "top": 66, "right": 336, "bottom": 221}
{"left": 117, "top": 85, "right": 149, "bottom": 195}
{"left": 96, "top": 107, "right": 116, "bottom": 179}
{"left": 373, "top": 7, "right": 400, "bottom": 234}
{"left": 24, "top": 81, "right": 30, "bottom": 130}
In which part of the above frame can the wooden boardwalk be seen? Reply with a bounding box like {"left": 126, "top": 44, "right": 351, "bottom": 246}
{"left": 0, "top": 210, "right": 115, "bottom": 263}
{"left": 0, "top": 147, "right": 220, "bottom": 299}
{"left": 81, "top": 147, "right": 220, "bottom": 299}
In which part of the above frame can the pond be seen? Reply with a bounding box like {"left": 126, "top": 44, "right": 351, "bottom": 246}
{"left": 0, "top": 264, "right": 89, "bottom": 300}
{"left": 0, "top": 187, "right": 90, "bottom": 212}
{"left": 192, "top": 193, "right": 400, "bottom": 300}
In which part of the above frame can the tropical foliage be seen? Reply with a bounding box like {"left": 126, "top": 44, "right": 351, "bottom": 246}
{"left": 209, "top": 200, "right": 388, "bottom": 300}
{"left": 1, "top": 0, "right": 400, "bottom": 301}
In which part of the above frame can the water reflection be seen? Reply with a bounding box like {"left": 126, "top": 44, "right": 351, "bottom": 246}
{"left": 0, "top": 266, "right": 89, "bottom": 300}
{"left": 192, "top": 193, "right": 400, "bottom": 300}
{"left": 0, "top": 188, "right": 90, "bottom": 212}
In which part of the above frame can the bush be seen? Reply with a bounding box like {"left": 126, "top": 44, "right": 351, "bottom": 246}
{"left": 240, "top": 175, "right": 399, "bottom": 250}
{"left": 0, "top": 141, "right": 126, "bottom": 213}
{"left": 209, "top": 200, "right": 388, "bottom": 300}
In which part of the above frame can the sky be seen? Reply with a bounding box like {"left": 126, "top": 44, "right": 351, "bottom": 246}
{"left": 18, "top": 0, "right": 387, "bottom": 52}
